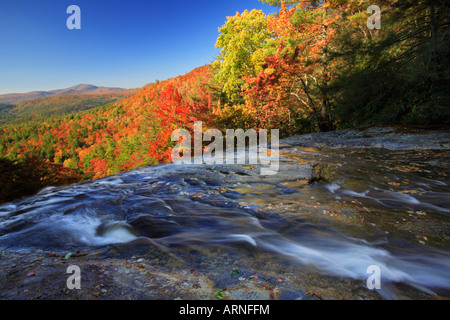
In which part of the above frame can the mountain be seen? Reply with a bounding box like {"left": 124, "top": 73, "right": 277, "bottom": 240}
{"left": 0, "top": 65, "right": 216, "bottom": 180}
{"left": 0, "top": 90, "right": 140, "bottom": 126}
{"left": 0, "top": 84, "right": 128, "bottom": 104}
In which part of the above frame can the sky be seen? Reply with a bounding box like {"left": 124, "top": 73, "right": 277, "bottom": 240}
{"left": 0, "top": 0, "right": 276, "bottom": 95}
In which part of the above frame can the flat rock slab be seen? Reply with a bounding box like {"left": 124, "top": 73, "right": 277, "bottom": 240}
{"left": 281, "top": 126, "right": 450, "bottom": 150}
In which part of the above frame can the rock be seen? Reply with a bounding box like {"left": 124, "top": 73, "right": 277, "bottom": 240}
{"left": 0, "top": 126, "right": 449, "bottom": 300}
{"left": 281, "top": 126, "right": 450, "bottom": 150}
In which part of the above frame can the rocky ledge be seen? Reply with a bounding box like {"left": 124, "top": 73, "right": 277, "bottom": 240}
{"left": 0, "top": 126, "right": 449, "bottom": 301}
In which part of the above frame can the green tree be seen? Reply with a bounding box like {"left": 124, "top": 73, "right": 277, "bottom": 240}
{"left": 214, "top": 9, "right": 275, "bottom": 104}
{"left": 329, "top": 0, "right": 450, "bottom": 126}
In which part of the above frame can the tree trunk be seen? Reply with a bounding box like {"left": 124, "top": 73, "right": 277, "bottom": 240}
{"left": 320, "top": 3, "right": 332, "bottom": 131}
{"left": 428, "top": 0, "right": 438, "bottom": 69}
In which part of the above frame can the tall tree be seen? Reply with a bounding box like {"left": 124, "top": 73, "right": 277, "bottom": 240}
{"left": 214, "top": 9, "right": 275, "bottom": 104}
{"left": 244, "top": 1, "right": 341, "bottom": 133}
{"left": 330, "top": 0, "right": 450, "bottom": 126}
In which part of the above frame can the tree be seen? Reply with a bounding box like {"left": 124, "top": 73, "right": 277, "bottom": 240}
{"left": 0, "top": 155, "right": 81, "bottom": 204}
{"left": 214, "top": 9, "right": 275, "bottom": 104}
{"left": 329, "top": 0, "right": 450, "bottom": 126}
{"left": 258, "top": 0, "right": 300, "bottom": 6}
{"left": 243, "top": 1, "right": 341, "bottom": 134}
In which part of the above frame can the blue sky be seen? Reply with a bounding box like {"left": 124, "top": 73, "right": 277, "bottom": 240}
{"left": 0, "top": 0, "right": 275, "bottom": 94}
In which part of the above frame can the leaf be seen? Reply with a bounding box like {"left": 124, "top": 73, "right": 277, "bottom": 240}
{"left": 230, "top": 267, "right": 241, "bottom": 277}
{"left": 45, "top": 252, "right": 60, "bottom": 257}
{"left": 313, "top": 291, "right": 323, "bottom": 299}
{"left": 215, "top": 289, "right": 227, "bottom": 299}
{"left": 270, "top": 287, "right": 281, "bottom": 300}
{"left": 400, "top": 189, "right": 421, "bottom": 194}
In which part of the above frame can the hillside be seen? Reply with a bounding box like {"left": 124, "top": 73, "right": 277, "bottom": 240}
{"left": 0, "top": 84, "right": 128, "bottom": 104}
{"left": 0, "top": 89, "right": 139, "bottom": 126}
{"left": 0, "top": 65, "right": 216, "bottom": 200}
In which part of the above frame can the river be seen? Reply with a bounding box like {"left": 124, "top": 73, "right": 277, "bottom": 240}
{"left": 0, "top": 126, "right": 449, "bottom": 300}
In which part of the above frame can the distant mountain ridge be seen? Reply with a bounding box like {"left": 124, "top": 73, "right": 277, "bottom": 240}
{"left": 0, "top": 65, "right": 214, "bottom": 180}
{"left": 0, "top": 84, "right": 128, "bottom": 104}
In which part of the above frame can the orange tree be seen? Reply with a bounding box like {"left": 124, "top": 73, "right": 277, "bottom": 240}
{"left": 243, "top": 1, "right": 342, "bottom": 135}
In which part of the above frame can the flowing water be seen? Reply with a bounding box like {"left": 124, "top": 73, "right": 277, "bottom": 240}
{"left": 1, "top": 130, "right": 449, "bottom": 300}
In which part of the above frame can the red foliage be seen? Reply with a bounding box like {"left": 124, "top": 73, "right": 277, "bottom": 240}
{"left": 0, "top": 65, "right": 216, "bottom": 180}
{"left": 242, "top": 2, "right": 339, "bottom": 134}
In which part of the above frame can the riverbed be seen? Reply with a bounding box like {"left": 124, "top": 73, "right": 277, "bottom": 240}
{"left": 1, "top": 126, "right": 449, "bottom": 300}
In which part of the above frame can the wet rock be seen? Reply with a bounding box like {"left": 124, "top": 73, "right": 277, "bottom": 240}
{"left": 308, "top": 163, "right": 330, "bottom": 184}
{"left": 0, "top": 126, "right": 449, "bottom": 300}
{"left": 281, "top": 125, "right": 450, "bottom": 150}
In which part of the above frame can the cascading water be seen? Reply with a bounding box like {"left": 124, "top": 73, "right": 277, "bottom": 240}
{"left": 1, "top": 129, "right": 449, "bottom": 300}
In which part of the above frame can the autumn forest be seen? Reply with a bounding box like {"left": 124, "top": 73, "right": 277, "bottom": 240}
{"left": 1, "top": 0, "right": 449, "bottom": 204}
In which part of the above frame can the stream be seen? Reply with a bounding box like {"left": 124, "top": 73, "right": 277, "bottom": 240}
{"left": 0, "top": 126, "right": 449, "bottom": 300}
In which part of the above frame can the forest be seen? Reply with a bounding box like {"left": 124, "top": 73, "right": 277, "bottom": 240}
{"left": 0, "top": 91, "right": 136, "bottom": 126}
{"left": 0, "top": 0, "right": 448, "bottom": 203}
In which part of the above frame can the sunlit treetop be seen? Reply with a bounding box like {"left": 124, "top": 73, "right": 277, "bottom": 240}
{"left": 258, "top": 0, "right": 346, "bottom": 8}
{"left": 214, "top": 9, "right": 274, "bottom": 103}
